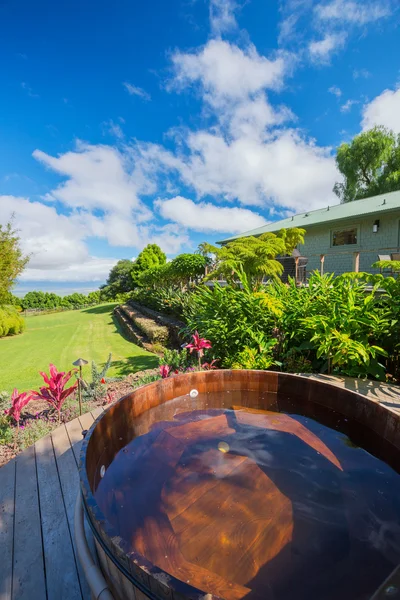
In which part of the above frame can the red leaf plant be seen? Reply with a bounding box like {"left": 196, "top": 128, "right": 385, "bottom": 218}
{"left": 5, "top": 388, "right": 35, "bottom": 448}
{"left": 6, "top": 388, "right": 34, "bottom": 426}
{"left": 160, "top": 364, "right": 170, "bottom": 379}
{"left": 186, "top": 331, "right": 212, "bottom": 368}
{"left": 33, "top": 364, "right": 78, "bottom": 424}
{"left": 201, "top": 359, "right": 219, "bottom": 370}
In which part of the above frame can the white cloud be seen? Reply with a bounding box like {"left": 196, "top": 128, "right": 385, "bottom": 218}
{"left": 0, "top": 195, "right": 86, "bottom": 266}
{"left": 20, "top": 258, "right": 120, "bottom": 283}
{"left": 21, "top": 82, "right": 39, "bottom": 98}
{"left": 140, "top": 128, "right": 339, "bottom": 212}
{"left": 155, "top": 196, "right": 267, "bottom": 233}
{"left": 33, "top": 142, "right": 150, "bottom": 217}
{"left": 209, "top": 0, "right": 240, "bottom": 35}
{"left": 171, "top": 40, "right": 287, "bottom": 102}
{"left": 102, "top": 119, "right": 124, "bottom": 139}
{"left": 328, "top": 85, "right": 342, "bottom": 98}
{"left": 340, "top": 99, "right": 358, "bottom": 113}
{"left": 362, "top": 87, "right": 400, "bottom": 133}
{"left": 315, "top": 0, "right": 392, "bottom": 25}
{"left": 353, "top": 68, "right": 371, "bottom": 79}
{"left": 308, "top": 33, "right": 346, "bottom": 63}
{"left": 122, "top": 82, "right": 151, "bottom": 101}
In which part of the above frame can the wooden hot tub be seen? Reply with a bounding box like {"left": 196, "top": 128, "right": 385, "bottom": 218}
{"left": 79, "top": 370, "right": 400, "bottom": 600}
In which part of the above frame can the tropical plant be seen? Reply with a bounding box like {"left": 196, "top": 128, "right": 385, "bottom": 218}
{"left": 186, "top": 331, "right": 212, "bottom": 368}
{"left": 160, "top": 364, "right": 170, "bottom": 378}
{"left": 184, "top": 278, "right": 282, "bottom": 366}
{"left": 6, "top": 388, "right": 34, "bottom": 426}
{"left": 33, "top": 364, "right": 78, "bottom": 423}
{"left": 204, "top": 228, "right": 305, "bottom": 287}
{"left": 372, "top": 259, "right": 400, "bottom": 273}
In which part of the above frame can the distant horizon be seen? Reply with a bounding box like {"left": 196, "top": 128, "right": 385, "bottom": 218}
{"left": 14, "top": 281, "right": 103, "bottom": 297}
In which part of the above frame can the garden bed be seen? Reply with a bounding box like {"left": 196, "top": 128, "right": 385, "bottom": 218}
{"left": 0, "top": 367, "right": 160, "bottom": 467}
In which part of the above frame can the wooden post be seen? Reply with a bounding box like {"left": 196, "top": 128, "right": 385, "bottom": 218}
{"left": 353, "top": 251, "right": 360, "bottom": 273}
{"left": 294, "top": 256, "right": 299, "bottom": 284}
{"left": 320, "top": 254, "right": 325, "bottom": 276}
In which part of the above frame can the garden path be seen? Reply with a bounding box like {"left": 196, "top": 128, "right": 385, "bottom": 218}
{"left": 0, "top": 376, "right": 399, "bottom": 600}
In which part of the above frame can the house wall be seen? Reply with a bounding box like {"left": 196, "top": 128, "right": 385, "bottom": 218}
{"left": 300, "top": 211, "right": 400, "bottom": 276}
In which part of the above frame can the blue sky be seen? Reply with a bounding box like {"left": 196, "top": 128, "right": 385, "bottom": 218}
{"left": 0, "top": 0, "right": 399, "bottom": 293}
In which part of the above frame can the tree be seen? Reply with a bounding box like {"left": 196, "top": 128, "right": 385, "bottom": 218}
{"left": 0, "top": 222, "right": 29, "bottom": 304}
{"left": 169, "top": 254, "right": 208, "bottom": 286}
{"left": 333, "top": 126, "right": 400, "bottom": 202}
{"left": 131, "top": 244, "right": 167, "bottom": 287}
{"left": 106, "top": 259, "right": 134, "bottom": 294}
{"left": 205, "top": 228, "right": 305, "bottom": 287}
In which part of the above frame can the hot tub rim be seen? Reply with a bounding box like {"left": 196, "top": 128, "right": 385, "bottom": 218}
{"left": 78, "top": 369, "right": 400, "bottom": 600}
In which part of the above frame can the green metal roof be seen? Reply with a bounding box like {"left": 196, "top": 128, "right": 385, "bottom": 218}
{"left": 219, "top": 190, "right": 400, "bottom": 243}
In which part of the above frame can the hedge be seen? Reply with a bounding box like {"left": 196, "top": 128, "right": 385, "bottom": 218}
{"left": 120, "top": 305, "right": 169, "bottom": 344}
{"left": 0, "top": 306, "right": 25, "bottom": 337}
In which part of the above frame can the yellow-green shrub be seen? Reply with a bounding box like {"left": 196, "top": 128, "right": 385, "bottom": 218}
{"left": 0, "top": 305, "right": 25, "bottom": 337}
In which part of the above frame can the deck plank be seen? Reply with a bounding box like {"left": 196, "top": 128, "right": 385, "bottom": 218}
{"left": 51, "top": 425, "right": 91, "bottom": 599}
{"left": 35, "top": 434, "right": 82, "bottom": 600}
{"left": 78, "top": 411, "right": 94, "bottom": 432}
{"left": 65, "top": 418, "right": 86, "bottom": 464}
{"left": 91, "top": 406, "right": 104, "bottom": 420}
{"left": 0, "top": 459, "right": 16, "bottom": 600}
{"left": 12, "top": 446, "right": 46, "bottom": 600}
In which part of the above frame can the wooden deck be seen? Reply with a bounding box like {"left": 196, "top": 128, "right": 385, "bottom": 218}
{"left": 0, "top": 406, "right": 105, "bottom": 600}
{"left": 1, "top": 376, "right": 400, "bottom": 600}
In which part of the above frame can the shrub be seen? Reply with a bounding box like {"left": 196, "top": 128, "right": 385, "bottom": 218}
{"left": 185, "top": 271, "right": 396, "bottom": 379}
{"left": 131, "top": 286, "right": 191, "bottom": 319}
{"left": 184, "top": 281, "right": 281, "bottom": 367}
{"left": 120, "top": 305, "right": 169, "bottom": 343}
{"left": 0, "top": 306, "right": 25, "bottom": 337}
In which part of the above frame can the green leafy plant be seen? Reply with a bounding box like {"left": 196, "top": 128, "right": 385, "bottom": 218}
{"left": 204, "top": 227, "right": 305, "bottom": 288}
{"left": 160, "top": 348, "right": 192, "bottom": 372}
{"left": 0, "top": 306, "right": 25, "bottom": 337}
{"left": 231, "top": 344, "right": 276, "bottom": 370}
{"left": 82, "top": 353, "right": 113, "bottom": 402}
{"left": 0, "top": 414, "right": 13, "bottom": 445}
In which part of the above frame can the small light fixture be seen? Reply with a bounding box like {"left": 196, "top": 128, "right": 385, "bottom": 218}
{"left": 373, "top": 219, "right": 380, "bottom": 233}
{"left": 73, "top": 358, "right": 88, "bottom": 416}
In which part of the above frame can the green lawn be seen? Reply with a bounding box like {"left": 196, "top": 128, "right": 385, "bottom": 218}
{"left": 0, "top": 303, "right": 158, "bottom": 393}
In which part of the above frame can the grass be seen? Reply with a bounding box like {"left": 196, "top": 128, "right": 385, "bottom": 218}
{"left": 0, "top": 303, "right": 159, "bottom": 392}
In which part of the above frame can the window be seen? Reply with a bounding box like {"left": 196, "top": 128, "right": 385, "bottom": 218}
{"left": 331, "top": 227, "right": 358, "bottom": 247}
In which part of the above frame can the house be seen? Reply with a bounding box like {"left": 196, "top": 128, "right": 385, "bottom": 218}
{"left": 219, "top": 190, "right": 400, "bottom": 277}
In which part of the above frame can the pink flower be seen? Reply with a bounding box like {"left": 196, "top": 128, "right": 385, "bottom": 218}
{"left": 160, "top": 364, "right": 170, "bottom": 379}
{"left": 186, "top": 331, "right": 212, "bottom": 358}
